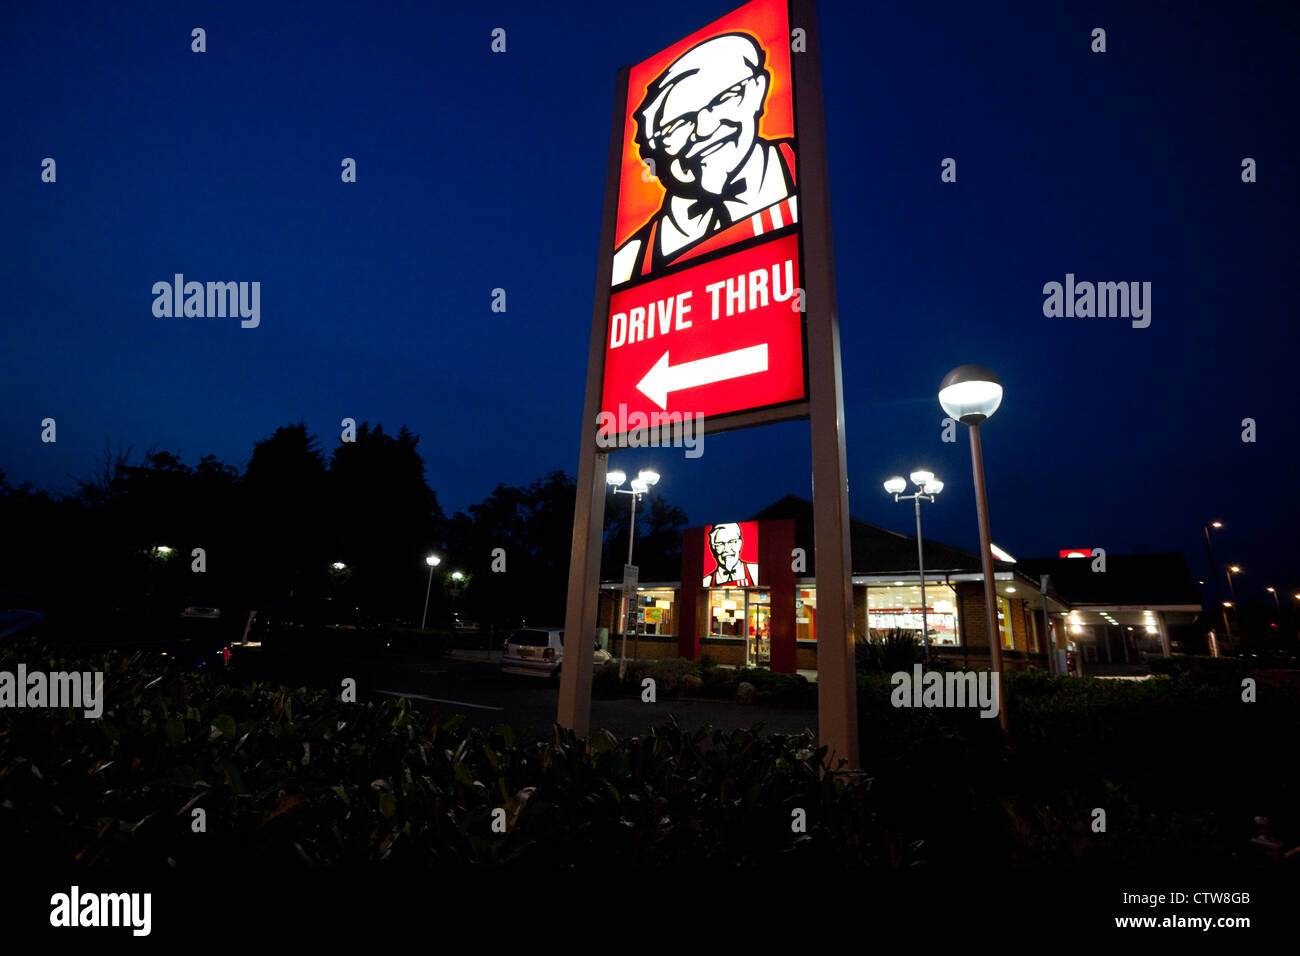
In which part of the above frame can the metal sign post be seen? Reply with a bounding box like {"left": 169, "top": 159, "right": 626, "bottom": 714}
{"left": 791, "top": 0, "right": 858, "bottom": 770}
{"left": 555, "top": 66, "right": 625, "bottom": 736}
{"left": 620, "top": 563, "right": 638, "bottom": 679}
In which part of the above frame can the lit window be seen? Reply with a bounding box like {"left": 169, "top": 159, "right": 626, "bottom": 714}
{"left": 865, "top": 584, "right": 960, "bottom": 646}
{"left": 997, "top": 594, "right": 1013, "bottom": 649}
{"left": 797, "top": 588, "right": 817, "bottom": 641}
{"left": 638, "top": 589, "right": 675, "bottom": 636}
{"left": 709, "top": 588, "right": 745, "bottom": 638}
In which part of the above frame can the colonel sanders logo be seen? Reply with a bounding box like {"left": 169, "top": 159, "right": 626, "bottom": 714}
{"left": 703, "top": 522, "right": 759, "bottom": 587}
{"left": 613, "top": 32, "right": 798, "bottom": 287}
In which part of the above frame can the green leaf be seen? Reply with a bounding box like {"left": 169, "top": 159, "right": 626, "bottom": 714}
{"left": 165, "top": 719, "right": 187, "bottom": 746}
{"left": 220, "top": 760, "right": 246, "bottom": 794}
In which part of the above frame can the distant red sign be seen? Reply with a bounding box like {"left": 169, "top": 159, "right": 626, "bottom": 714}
{"left": 1059, "top": 548, "right": 1091, "bottom": 558}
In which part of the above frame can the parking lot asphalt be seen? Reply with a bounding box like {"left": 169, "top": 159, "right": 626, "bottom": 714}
{"left": 229, "top": 649, "right": 819, "bottom": 739}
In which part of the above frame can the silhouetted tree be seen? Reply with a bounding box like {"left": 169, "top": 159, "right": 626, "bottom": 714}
{"left": 243, "top": 423, "right": 328, "bottom": 601}
{"left": 326, "top": 423, "right": 444, "bottom": 620}
{"left": 602, "top": 489, "right": 688, "bottom": 582}
{"left": 452, "top": 471, "right": 577, "bottom": 627}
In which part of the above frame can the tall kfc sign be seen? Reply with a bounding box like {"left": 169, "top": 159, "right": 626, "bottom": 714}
{"left": 560, "top": 0, "right": 860, "bottom": 771}
{"left": 601, "top": 0, "right": 806, "bottom": 437}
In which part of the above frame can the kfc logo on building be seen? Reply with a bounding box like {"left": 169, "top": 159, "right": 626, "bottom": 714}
{"left": 703, "top": 521, "right": 760, "bottom": 587}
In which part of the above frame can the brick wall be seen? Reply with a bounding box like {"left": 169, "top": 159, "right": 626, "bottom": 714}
{"left": 700, "top": 639, "right": 746, "bottom": 666}
{"left": 957, "top": 583, "right": 989, "bottom": 649}
{"left": 1010, "top": 598, "right": 1027, "bottom": 651}
{"left": 950, "top": 584, "right": 1053, "bottom": 671}
{"left": 616, "top": 634, "right": 678, "bottom": 661}
{"left": 598, "top": 591, "right": 618, "bottom": 632}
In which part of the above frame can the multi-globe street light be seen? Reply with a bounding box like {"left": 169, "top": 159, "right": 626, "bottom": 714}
{"left": 1222, "top": 564, "right": 1247, "bottom": 644}
{"left": 328, "top": 561, "right": 350, "bottom": 597}
{"left": 939, "top": 364, "right": 1006, "bottom": 731}
{"left": 884, "top": 470, "right": 944, "bottom": 662}
{"left": 447, "top": 570, "right": 467, "bottom": 621}
{"left": 1202, "top": 521, "right": 1229, "bottom": 646}
{"left": 420, "top": 553, "right": 441, "bottom": 630}
{"left": 607, "top": 468, "right": 661, "bottom": 677}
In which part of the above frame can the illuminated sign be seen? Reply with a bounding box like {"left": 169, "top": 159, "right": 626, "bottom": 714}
{"left": 600, "top": 0, "right": 805, "bottom": 439}
{"left": 1059, "top": 548, "right": 1091, "bottom": 558}
{"left": 702, "top": 521, "right": 760, "bottom": 587}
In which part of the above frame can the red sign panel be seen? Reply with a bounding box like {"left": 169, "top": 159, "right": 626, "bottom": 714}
{"left": 1059, "top": 548, "right": 1091, "bottom": 558}
{"left": 600, "top": 0, "right": 805, "bottom": 439}
{"left": 602, "top": 233, "right": 803, "bottom": 432}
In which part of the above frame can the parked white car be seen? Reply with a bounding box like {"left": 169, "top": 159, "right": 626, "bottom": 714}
{"left": 501, "top": 627, "right": 612, "bottom": 679}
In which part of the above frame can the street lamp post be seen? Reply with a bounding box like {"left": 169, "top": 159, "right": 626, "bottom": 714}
{"left": 1225, "top": 565, "right": 1242, "bottom": 644}
{"left": 329, "top": 561, "right": 348, "bottom": 597}
{"left": 607, "top": 468, "right": 661, "bottom": 678}
{"left": 447, "top": 570, "right": 466, "bottom": 623}
{"left": 420, "top": 554, "right": 441, "bottom": 630}
{"left": 939, "top": 364, "right": 1007, "bottom": 732}
{"left": 1202, "top": 522, "right": 1230, "bottom": 648}
{"left": 884, "top": 471, "right": 944, "bottom": 663}
{"left": 1265, "top": 586, "right": 1279, "bottom": 611}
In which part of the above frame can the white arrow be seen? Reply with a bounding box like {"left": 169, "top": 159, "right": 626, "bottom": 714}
{"left": 635, "top": 343, "right": 769, "bottom": 410}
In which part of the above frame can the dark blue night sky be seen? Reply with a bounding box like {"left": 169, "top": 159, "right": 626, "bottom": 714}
{"left": 2, "top": 1, "right": 1297, "bottom": 600}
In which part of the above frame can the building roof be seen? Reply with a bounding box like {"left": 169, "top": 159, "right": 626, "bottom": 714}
{"left": 1017, "top": 553, "right": 1203, "bottom": 609}
{"left": 747, "top": 493, "right": 1020, "bottom": 579}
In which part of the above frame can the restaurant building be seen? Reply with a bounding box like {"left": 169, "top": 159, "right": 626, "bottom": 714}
{"left": 1018, "top": 552, "right": 1203, "bottom": 672}
{"left": 597, "top": 495, "right": 1091, "bottom": 674}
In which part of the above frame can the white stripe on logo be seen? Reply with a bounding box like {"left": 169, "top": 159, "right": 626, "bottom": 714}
{"left": 751, "top": 214, "right": 764, "bottom": 236}
{"left": 769, "top": 203, "right": 784, "bottom": 229}
{"left": 788, "top": 196, "right": 798, "bottom": 223}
